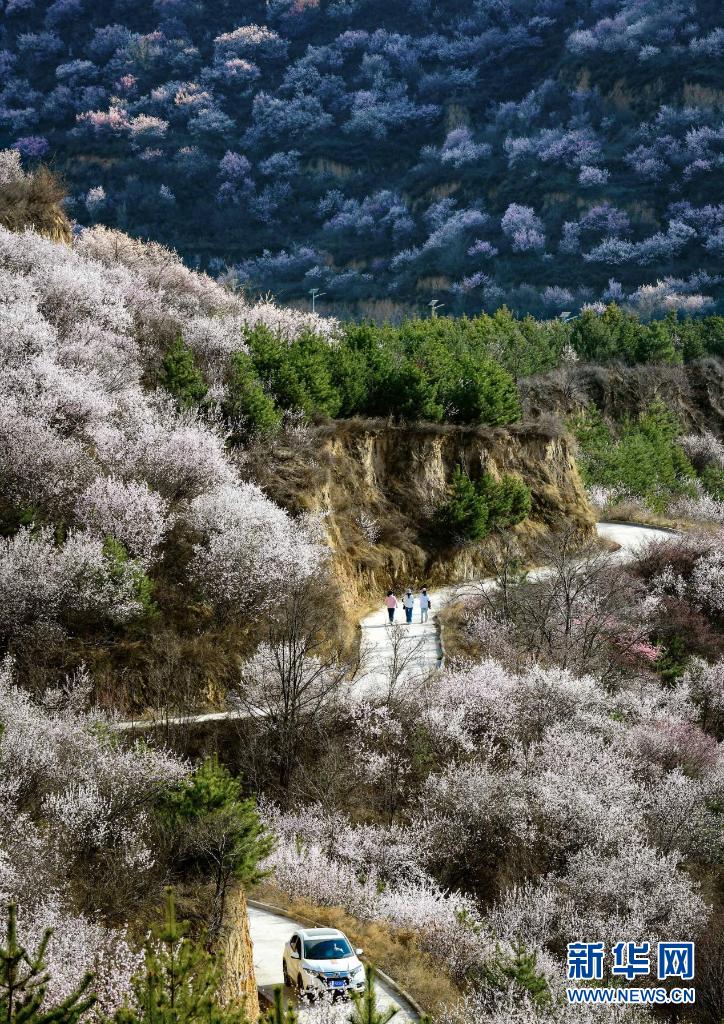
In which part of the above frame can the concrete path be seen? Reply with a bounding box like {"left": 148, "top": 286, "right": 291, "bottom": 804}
{"left": 117, "top": 522, "right": 674, "bottom": 728}
{"left": 357, "top": 521, "right": 673, "bottom": 692}
{"left": 116, "top": 521, "right": 674, "bottom": 1014}
{"left": 247, "top": 904, "right": 418, "bottom": 1021}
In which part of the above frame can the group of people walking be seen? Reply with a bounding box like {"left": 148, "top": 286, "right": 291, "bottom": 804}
{"left": 385, "top": 587, "right": 431, "bottom": 624}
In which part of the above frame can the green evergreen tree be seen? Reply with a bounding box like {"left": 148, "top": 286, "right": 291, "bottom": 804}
{"left": 701, "top": 463, "right": 724, "bottom": 501}
{"left": 383, "top": 360, "right": 444, "bottom": 422}
{"left": 285, "top": 331, "right": 341, "bottom": 418}
{"left": 0, "top": 904, "right": 95, "bottom": 1024}
{"left": 162, "top": 759, "right": 274, "bottom": 938}
{"left": 573, "top": 402, "right": 696, "bottom": 512}
{"left": 679, "top": 317, "right": 708, "bottom": 362}
{"left": 247, "top": 327, "right": 341, "bottom": 419}
{"left": 330, "top": 344, "right": 370, "bottom": 416}
{"left": 226, "top": 352, "right": 281, "bottom": 436}
{"left": 113, "top": 890, "right": 248, "bottom": 1024}
{"left": 569, "top": 408, "right": 614, "bottom": 487}
{"left": 481, "top": 941, "right": 551, "bottom": 1009}
{"left": 347, "top": 968, "right": 397, "bottom": 1024}
{"left": 447, "top": 359, "right": 520, "bottom": 426}
{"left": 636, "top": 315, "right": 679, "bottom": 365}
{"left": 160, "top": 339, "right": 208, "bottom": 408}
{"left": 571, "top": 303, "right": 642, "bottom": 364}
{"left": 699, "top": 315, "right": 724, "bottom": 358}
{"left": 652, "top": 311, "right": 682, "bottom": 364}
{"left": 435, "top": 467, "right": 489, "bottom": 544}
{"left": 480, "top": 474, "right": 532, "bottom": 529}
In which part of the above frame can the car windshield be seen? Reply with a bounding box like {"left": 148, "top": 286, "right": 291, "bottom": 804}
{"left": 304, "top": 937, "right": 353, "bottom": 960}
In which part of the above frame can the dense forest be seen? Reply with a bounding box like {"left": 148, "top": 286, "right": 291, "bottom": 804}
{"left": 0, "top": 0, "right": 723, "bottom": 317}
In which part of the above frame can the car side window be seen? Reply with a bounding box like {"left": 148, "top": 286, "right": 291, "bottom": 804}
{"left": 290, "top": 934, "right": 300, "bottom": 956}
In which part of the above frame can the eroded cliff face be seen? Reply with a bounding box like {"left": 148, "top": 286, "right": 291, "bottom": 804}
{"left": 253, "top": 419, "right": 595, "bottom": 611}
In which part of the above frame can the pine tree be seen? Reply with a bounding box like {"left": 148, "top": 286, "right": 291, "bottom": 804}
{"left": 479, "top": 474, "right": 531, "bottom": 529}
{"left": 702, "top": 463, "right": 724, "bottom": 500}
{"left": 435, "top": 466, "right": 489, "bottom": 544}
{"left": 448, "top": 359, "right": 520, "bottom": 426}
{"left": 347, "top": 968, "right": 398, "bottom": 1024}
{"left": 162, "top": 759, "right": 274, "bottom": 939}
{"left": 0, "top": 903, "right": 96, "bottom": 1024}
{"left": 481, "top": 941, "right": 551, "bottom": 1009}
{"left": 160, "top": 339, "right": 208, "bottom": 409}
{"left": 225, "top": 352, "right": 281, "bottom": 436}
{"left": 638, "top": 317, "right": 679, "bottom": 365}
{"left": 113, "top": 889, "right": 249, "bottom": 1024}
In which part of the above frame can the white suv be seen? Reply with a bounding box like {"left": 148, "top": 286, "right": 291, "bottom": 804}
{"left": 282, "top": 927, "right": 366, "bottom": 997}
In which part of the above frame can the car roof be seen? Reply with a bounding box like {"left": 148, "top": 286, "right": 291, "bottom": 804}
{"left": 297, "top": 927, "right": 346, "bottom": 939}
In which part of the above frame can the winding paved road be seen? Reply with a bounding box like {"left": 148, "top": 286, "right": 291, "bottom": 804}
{"left": 245, "top": 522, "right": 674, "bottom": 1018}
{"left": 248, "top": 904, "right": 418, "bottom": 1021}
{"left": 117, "top": 522, "right": 674, "bottom": 1015}
{"left": 357, "top": 521, "right": 673, "bottom": 691}
{"left": 117, "top": 523, "right": 672, "bottom": 723}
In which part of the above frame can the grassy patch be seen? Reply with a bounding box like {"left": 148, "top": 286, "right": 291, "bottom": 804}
{"left": 251, "top": 884, "right": 462, "bottom": 1017}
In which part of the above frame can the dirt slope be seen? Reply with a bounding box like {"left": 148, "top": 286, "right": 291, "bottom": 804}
{"left": 252, "top": 418, "right": 595, "bottom": 611}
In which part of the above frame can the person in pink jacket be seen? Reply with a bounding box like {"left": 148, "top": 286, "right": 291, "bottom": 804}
{"left": 385, "top": 590, "right": 398, "bottom": 623}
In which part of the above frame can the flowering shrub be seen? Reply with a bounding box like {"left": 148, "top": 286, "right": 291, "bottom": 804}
{"left": 0, "top": 527, "right": 154, "bottom": 635}
{"left": 260, "top": 808, "right": 491, "bottom": 981}
{"left": 679, "top": 431, "right": 724, "bottom": 469}
{"left": 0, "top": 657, "right": 187, "bottom": 1012}
{"left": 501, "top": 204, "right": 546, "bottom": 253}
{"left": 0, "top": 148, "right": 25, "bottom": 184}
{"left": 260, "top": 639, "right": 720, "bottom": 998}
{"left": 187, "top": 483, "right": 325, "bottom": 610}
{"left": 75, "top": 476, "right": 169, "bottom": 563}
{"left": 0, "top": 218, "right": 328, "bottom": 643}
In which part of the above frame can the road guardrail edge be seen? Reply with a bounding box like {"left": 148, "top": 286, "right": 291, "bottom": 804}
{"left": 246, "top": 897, "right": 425, "bottom": 1020}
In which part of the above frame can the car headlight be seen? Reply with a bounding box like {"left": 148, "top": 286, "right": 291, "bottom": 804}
{"left": 352, "top": 965, "right": 365, "bottom": 978}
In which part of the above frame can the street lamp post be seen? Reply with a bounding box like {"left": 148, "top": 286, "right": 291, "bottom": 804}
{"left": 309, "top": 287, "right": 326, "bottom": 314}
{"left": 428, "top": 298, "right": 445, "bottom": 318}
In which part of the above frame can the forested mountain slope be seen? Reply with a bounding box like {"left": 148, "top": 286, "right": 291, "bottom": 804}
{"left": 1, "top": 154, "right": 724, "bottom": 1024}
{"left": 0, "top": 189, "right": 330, "bottom": 706}
{"left": 0, "top": 0, "right": 722, "bottom": 317}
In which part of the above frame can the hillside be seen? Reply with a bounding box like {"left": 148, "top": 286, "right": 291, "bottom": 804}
{"left": 1, "top": 157, "right": 721, "bottom": 707}
{"left": 1, "top": 164, "right": 724, "bottom": 1023}
{"left": 250, "top": 418, "right": 595, "bottom": 610}
{"left": 0, "top": 187, "right": 587, "bottom": 701}
{"left": 0, "top": 208, "right": 333, "bottom": 707}
{"left": 0, "top": 0, "right": 722, "bottom": 317}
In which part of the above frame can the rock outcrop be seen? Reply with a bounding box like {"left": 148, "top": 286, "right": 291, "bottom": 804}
{"left": 253, "top": 418, "right": 595, "bottom": 612}
{"left": 521, "top": 361, "right": 724, "bottom": 434}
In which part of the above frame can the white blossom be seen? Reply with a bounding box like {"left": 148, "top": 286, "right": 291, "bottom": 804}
{"left": 187, "top": 483, "right": 325, "bottom": 609}
{"left": 75, "top": 475, "right": 169, "bottom": 562}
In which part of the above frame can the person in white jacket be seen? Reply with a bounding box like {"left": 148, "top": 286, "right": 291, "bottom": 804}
{"left": 419, "top": 587, "right": 431, "bottom": 623}
{"left": 402, "top": 589, "right": 414, "bottom": 624}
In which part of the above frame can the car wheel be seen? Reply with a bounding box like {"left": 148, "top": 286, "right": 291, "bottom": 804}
{"left": 297, "top": 974, "right": 305, "bottom": 994}
{"left": 282, "top": 961, "right": 290, "bottom": 987}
